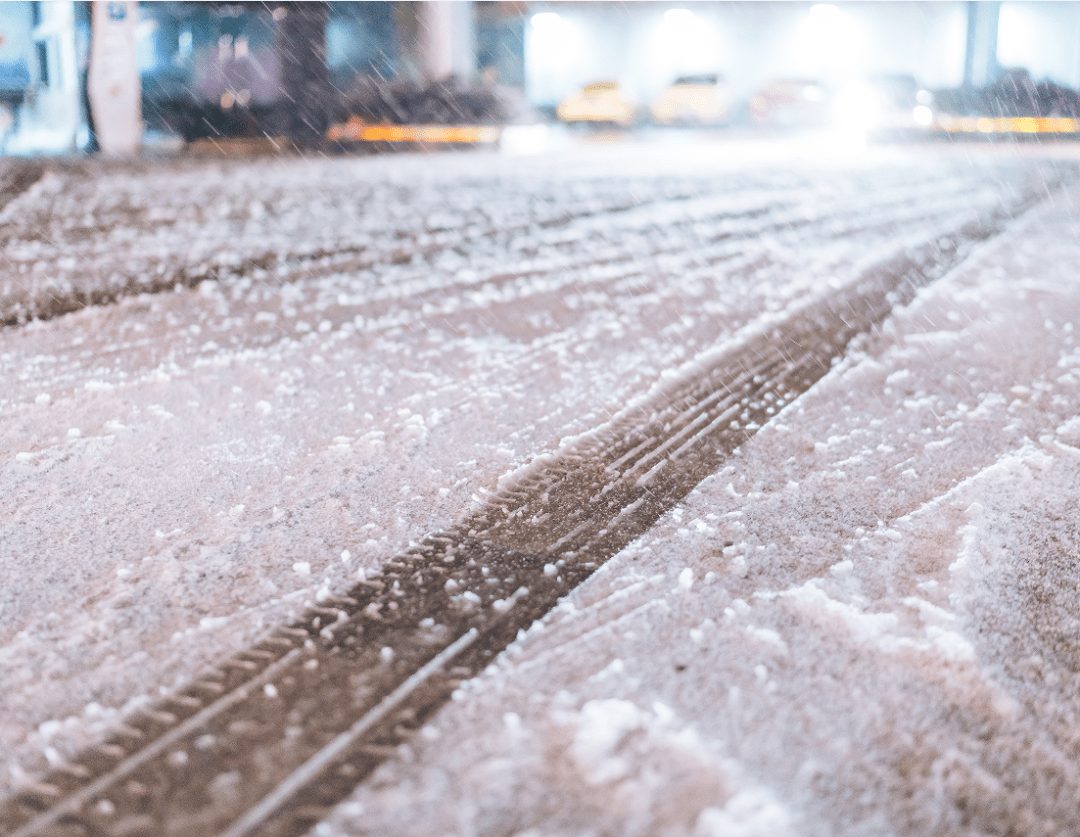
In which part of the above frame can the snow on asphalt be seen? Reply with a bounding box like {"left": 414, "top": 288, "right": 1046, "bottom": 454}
{"left": 0, "top": 138, "right": 1077, "bottom": 833}
{"left": 316, "top": 164, "right": 1080, "bottom": 837}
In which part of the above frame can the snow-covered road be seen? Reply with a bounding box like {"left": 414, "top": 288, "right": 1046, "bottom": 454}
{"left": 332, "top": 165, "right": 1080, "bottom": 837}
{"left": 2, "top": 137, "right": 1079, "bottom": 835}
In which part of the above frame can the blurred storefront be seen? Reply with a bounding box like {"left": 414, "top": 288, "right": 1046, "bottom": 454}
{"left": 1, "top": 2, "right": 1080, "bottom": 154}
{"left": 0, "top": 1, "right": 87, "bottom": 154}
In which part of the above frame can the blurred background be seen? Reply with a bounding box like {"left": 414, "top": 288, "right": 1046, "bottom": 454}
{"left": 1, "top": 0, "right": 1080, "bottom": 156}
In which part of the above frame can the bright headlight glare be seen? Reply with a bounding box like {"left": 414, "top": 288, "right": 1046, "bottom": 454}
{"left": 835, "top": 85, "right": 878, "bottom": 129}
{"left": 664, "top": 8, "right": 695, "bottom": 24}
{"left": 913, "top": 105, "right": 933, "bottom": 126}
{"left": 530, "top": 12, "right": 561, "bottom": 29}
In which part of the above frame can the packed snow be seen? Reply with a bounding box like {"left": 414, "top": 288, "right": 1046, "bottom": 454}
{"left": 1, "top": 137, "right": 1078, "bottom": 835}
{"left": 313, "top": 152, "right": 1080, "bottom": 837}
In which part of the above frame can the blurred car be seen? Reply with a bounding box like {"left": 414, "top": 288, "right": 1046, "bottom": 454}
{"left": 992, "top": 67, "right": 1080, "bottom": 117}
{"left": 748, "top": 78, "right": 830, "bottom": 129}
{"left": 927, "top": 68, "right": 1080, "bottom": 137}
{"left": 557, "top": 81, "right": 635, "bottom": 127}
{"left": 833, "top": 74, "right": 936, "bottom": 136}
{"left": 935, "top": 68, "right": 1080, "bottom": 119}
{"left": 650, "top": 74, "right": 732, "bottom": 126}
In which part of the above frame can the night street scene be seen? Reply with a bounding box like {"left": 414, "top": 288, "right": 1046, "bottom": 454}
{"left": 5, "top": 2, "right": 1080, "bottom": 835}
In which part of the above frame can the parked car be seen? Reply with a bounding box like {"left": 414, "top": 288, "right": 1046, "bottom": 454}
{"left": 748, "top": 78, "right": 830, "bottom": 129}
{"left": 650, "top": 74, "right": 732, "bottom": 126}
{"left": 557, "top": 81, "right": 635, "bottom": 127}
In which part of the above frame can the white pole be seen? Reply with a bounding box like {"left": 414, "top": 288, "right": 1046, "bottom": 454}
{"left": 419, "top": 1, "right": 475, "bottom": 82}
{"left": 87, "top": 0, "right": 140, "bottom": 154}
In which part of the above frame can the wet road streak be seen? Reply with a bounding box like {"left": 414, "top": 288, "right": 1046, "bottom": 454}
{"left": 0, "top": 179, "right": 1057, "bottom": 837}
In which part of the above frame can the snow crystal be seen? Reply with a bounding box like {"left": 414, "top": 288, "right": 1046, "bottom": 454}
{"left": 567, "top": 698, "right": 644, "bottom": 784}
{"left": 695, "top": 788, "right": 794, "bottom": 837}
{"left": 198, "top": 616, "right": 229, "bottom": 631}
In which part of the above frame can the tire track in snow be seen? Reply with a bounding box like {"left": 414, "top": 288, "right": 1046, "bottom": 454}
{"left": 0, "top": 158, "right": 1030, "bottom": 329}
{"left": 0, "top": 169, "right": 716, "bottom": 328}
{"left": 0, "top": 177, "right": 1051, "bottom": 837}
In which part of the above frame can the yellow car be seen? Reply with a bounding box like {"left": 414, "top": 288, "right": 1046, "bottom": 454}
{"left": 557, "top": 81, "right": 636, "bottom": 127}
{"left": 651, "top": 74, "right": 732, "bottom": 126}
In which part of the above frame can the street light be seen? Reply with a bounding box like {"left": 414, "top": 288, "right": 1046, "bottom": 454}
{"left": 525, "top": 11, "right": 582, "bottom": 106}
{"left": 664, "top": 8, "right": 696, "bottom": 25}
{"left": 795, "top": 3, "right": 864, "bottom": 82}
{"left": 654, "top": 7, "right": 717, "bottom": 77}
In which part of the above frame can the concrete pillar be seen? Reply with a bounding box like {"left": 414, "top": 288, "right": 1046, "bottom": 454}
{"left": 417, "top": 1, "right": 475, "bottom": 81}
{"left": 964, "top": 1, "right": 1000, "bottom": 87}
{"left": 88, "top": 0, "right": 141, "bottom": 154}
{"left": 279, "top": 1, "right": 331, "bottom": 149}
